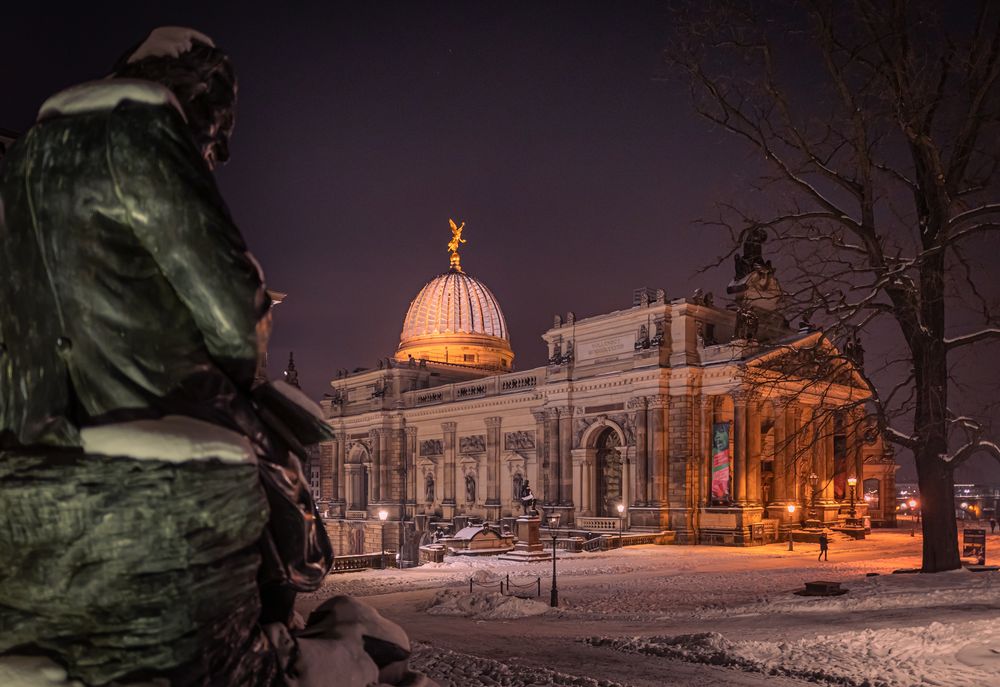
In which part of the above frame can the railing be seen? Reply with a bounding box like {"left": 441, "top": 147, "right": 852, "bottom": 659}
{"left": 400, "top": 369, "right": 542, "bottom": 408}
{"left": 578, "top": 517, "right": 622, "bottom": 532}
{"left": 468, "top": 574, "right": 542, "bottom": 598}
{"left": 330, "top": 552, "right": 395, "bottom": 573}
{"left": 500, "top": 375, "right": 537, "bottom": 393}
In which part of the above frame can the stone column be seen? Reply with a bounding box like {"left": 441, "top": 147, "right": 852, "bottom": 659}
{"left": 531, "top": 410, "right": 548, "bottom": 502}
{"left": 442, "top": 422, "right": 457, "bottom": 509}
{"left": 558, "top": 409, "right": 573, "bottom": 506}
{"left": 319, "top": 439, "right": 336, "bottom": 505}
{"left": 405, "top": 427, "right": 417, "bottom": 515}
{"left": 787, "top": 404, "right": 803, "bottom": 505}
{"left": 631, "top": 396, "right": 648, "bottom": 505}
{"left": 821, "top": 411, "right": 836, "bottom": 501}
{"left": 545, "top": 409, "right": 560, "bottom": 504}
{"left": 337, "top": 435, "right": 347, "bottom": 503}
{"left": 747, "top": 399, "right": 762, "bottom": 504}
{"left": 485, "top": 416, "right": 502, "bottom": 518}
{"left": 379, "top": 429, "right": 390, "bottom": 501}
{"left": 370, "top": 429, "right": 381, "bottom": 504}
{"left": 772, "top": 402, "right": 787, "bottom": 502}
{"left": 648, "top": 395, "right": 669, "bottom": 506}
{"left": 699, "top": 396, "right": 713, "bottom": 506}
{"left": 851, "top": 409, "right": 864, "bottom": 487}
{"left": 732, "top": 393, "right": 748, "bottom": 504}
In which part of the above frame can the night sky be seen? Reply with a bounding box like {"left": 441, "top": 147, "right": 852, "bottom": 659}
{"left": 3, "top": 2, "right": 997, "bottom": 482}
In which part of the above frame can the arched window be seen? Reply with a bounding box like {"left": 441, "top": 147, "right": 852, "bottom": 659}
{"left": 863, "top": 478, "right": 880, "bottom": 511}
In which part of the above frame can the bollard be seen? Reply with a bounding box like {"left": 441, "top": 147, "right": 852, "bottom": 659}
{"left": 469, "top": 578, "right": 473, "bottom": 594}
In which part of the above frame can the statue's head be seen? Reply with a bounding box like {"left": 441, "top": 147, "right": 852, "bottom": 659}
{"left": 112, "top": 27, "right": 236, "bottom": 170}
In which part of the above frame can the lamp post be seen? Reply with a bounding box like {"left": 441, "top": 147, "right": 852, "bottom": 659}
{"left": 378, "top": 509, "right": 389, "bottom": 569}
{"left": 847, "top": 476, "right": 858, "bottom": 518}
{"left": 548, "top": 512, "right": 561, "bottom": 607}
{"left": 616, "top": 503, "right": 625, "bottom": 548}
{"left": 808, "top": 472, "right": 819, "bottom": 523}
{"left": 787, "top": 503, "right": 796, "bottom": 551}
{"left": 908, "top": 499, "right": 917, "bottom": 537}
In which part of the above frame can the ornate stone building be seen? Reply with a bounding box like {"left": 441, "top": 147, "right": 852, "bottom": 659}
{"left": 318, "top": 224, "right": 896, "bottom": 556}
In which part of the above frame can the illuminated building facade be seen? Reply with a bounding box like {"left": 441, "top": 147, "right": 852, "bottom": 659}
{"left": 318, "top": 223, "right": 896, "bottom": 555}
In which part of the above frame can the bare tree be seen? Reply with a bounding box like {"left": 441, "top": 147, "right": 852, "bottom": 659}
{"left": 668, "top": 0, "right": 1000, "bottom": 571}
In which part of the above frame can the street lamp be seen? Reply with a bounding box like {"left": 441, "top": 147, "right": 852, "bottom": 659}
{"left": 907, "top": 499, "right": 917, "bottom": 537}
{"left": 847, "top": 476, "right": 858, "bottom": 518}
{"left": 616, "top": 503, "right": 625, "bottom": 548}
{"left": 808, "top": 472, "right": 819, "bottom": 522}
{"left": 548, "top": 512, "right": 561, "bottom": 607}
{"left": 378, "top": 509, "right": 389, "bottom": 569}
{"left": 787, "top": 503, "right": 796, "bottom": 550}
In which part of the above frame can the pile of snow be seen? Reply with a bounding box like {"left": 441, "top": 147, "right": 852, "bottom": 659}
{"left": 424, "top": 590, "right": 550, "bottom": 620}
{"left": 410, "top": 642, "right": 626, "bottom": 687}
{"left": 586, "top": 618, "right": 1000, "bottom": 686}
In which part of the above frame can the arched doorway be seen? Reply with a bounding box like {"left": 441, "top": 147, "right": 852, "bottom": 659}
{"left": 596, "top": 428, "right": 623, "bottom": 517}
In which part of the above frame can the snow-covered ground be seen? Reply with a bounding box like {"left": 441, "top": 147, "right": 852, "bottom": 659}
{"left": 300, "top": 529, "right": 1000, "bottom": 686}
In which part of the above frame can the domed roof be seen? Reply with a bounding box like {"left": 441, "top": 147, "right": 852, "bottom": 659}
{"left": 400, "top": 269, "right": 509, "bottom": 341}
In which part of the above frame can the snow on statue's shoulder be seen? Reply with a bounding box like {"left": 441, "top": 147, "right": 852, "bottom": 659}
{"left": 81, "top": 415, "right": 255, "bottom": 464}
{"left": 270, "top": 379, "right": 326, "bottom": 421}
{"left": 37, "top": 79, "right": 185, "bottom": 122}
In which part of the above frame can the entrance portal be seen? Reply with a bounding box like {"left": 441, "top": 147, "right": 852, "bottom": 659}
{"left": 596, "top": 428, "right": 623, "bottom": 517}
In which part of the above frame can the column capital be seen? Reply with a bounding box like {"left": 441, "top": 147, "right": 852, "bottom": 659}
{"left": 404, "top": 426, "right": 418, "bottom": 438}
{"left": 646, "top": 394, "right": 669, "bottom": 409}
{"left": 441, "top": 421, "right": 458, "bottom": 432}
{"left": 484, "top": 416, "right": 502, "bottom": 429}
{"left": 626, "top": 396, "right": 648, "bottom": 410}
{"left": 531, "top": 409, "right": 547, "bottom": 423}
{"left": 368, "top": 428, "right": 380, "bottom": 440}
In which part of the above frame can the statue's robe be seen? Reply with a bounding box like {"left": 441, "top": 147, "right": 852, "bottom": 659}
{"left": 0, "top": 79, "right": 268, "bottom": 448}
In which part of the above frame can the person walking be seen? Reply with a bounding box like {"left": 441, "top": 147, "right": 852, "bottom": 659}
{"left": 818, "top": 532, "right": 829, "bottom": 561}
{"left": 990, "top": 518, "right": 997, "bottom": 534}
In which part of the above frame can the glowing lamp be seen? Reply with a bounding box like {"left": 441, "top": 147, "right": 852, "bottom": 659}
{"left": 847, "top": 476, "right": 858, "bottom": 487}
{"left": 787, "top": 503, "right": 796, "bottom": 514}
{"left": 378, "top": 509, "right": 389, "bottom": 522}
{"left": 616, "top": 503, "right": 625, "bottom": 515}
{"left": 908, "top": 499, "right": 917, "bottom": 509}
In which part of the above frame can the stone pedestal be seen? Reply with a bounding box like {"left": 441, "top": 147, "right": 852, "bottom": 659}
{"left": 497, "top": 516, "right": 552, "bottom": 562}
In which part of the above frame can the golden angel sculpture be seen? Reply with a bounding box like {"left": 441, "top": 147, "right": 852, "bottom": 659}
{"left": 447, "top": 218, "right": 466, "bottom": 271}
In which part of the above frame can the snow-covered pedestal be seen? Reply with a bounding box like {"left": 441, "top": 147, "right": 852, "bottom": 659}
{"left": 498, "top": 517, "right": 552, "bottom": 562}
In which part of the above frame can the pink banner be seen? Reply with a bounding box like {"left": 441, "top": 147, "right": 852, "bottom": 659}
{"left": 711, "top": 422, "right": 731, "bottom": 501}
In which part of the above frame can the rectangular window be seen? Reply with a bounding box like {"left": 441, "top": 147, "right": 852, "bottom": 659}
{"left": 463, "top": 354, "right": 476, "bottom": 362}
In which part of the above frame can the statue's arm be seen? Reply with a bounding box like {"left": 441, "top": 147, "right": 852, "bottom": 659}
{"left": 106, "top": 103, "right": 268, "bottom": 390}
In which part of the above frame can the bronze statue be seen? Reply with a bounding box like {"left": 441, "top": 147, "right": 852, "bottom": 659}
{"left": 0, "top": 27, "right": 432, "bottom": 687}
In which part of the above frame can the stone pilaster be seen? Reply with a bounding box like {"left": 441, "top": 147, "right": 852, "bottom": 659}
{"left": 544, "top": 409, "right": 560, "bottom": 504}
{"left": 531, "top": 410, "right": 548, "bottom": 502}
{"left": 558, "top": 408, "right": 573, "bottom": 506}
{"left": 404, "top": 427, "right": 418, "bottom": 514}
{"left": 747, "top": 399, "right": 762, "bottom": 504}
{"left": 379, "top": 429, "right": 390, "bottom": 502}
{"left": 485, "top": 416, "right": 502, "bottom": 519}
{"left": 336, "top": 435, "right": 347, "bottom": 503}
{"left": 732, "top": 393, "right": 748, "bottom": 504}
{"left": 629, "top": 396, "right": 648, "bottom": 506}
{"left": 369, "top": 429, "right": 381, "bottom": 503}
{"left": 648, "top": 394, "right": 669, "bottom": 506}
{"left": 442, "top": 422, "right": 457, "bottom": 514}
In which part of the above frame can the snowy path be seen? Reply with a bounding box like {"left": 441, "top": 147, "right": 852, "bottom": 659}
{"left": 299, "top": 530, "right": 1000, "bottom": 686}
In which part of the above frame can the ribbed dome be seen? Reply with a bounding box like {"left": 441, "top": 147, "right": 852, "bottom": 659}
{"left": 401, "top": 270, "right": 508, "bottom": 340}
{"left": 396, "top": 269, "right": 513, "bottom": 370}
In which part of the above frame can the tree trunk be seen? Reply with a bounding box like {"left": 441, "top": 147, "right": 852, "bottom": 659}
{"left": 915, "top": 451, "right": 960, "bottom": 572}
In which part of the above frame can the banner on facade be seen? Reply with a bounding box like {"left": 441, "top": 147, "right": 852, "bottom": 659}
{"left": 711, "top": 422, "right": 731, "bottom": 501}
